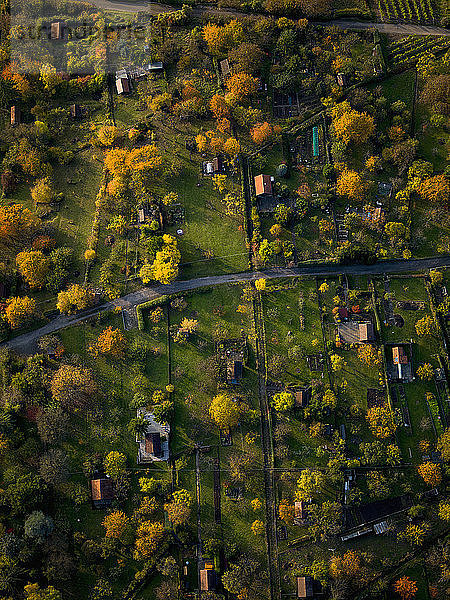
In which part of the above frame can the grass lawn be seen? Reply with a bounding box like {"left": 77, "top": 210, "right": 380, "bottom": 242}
{"left": 263, "top": 278, "right": 324, "bottom": 386}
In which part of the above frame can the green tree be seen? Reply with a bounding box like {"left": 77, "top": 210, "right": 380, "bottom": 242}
{"left": 24, "top": 511, "right": 54, "bottom": 541}
{"left": 104, "top": 451, "right": 127, "bottom": 480}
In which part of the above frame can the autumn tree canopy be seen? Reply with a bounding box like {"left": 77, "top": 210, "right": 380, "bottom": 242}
{"left": 56, "top": 284, "right": 95, "bottom": 315}
{"left": 209, "top": 393, "right": 242, "bottom": 430}
{"left": 5, "top": 296, "right": 38, "bottom": 329}
{"left": 51, "top": 364, "right": 97, "bottom": 411}
{"left": 331, "top": 101, "right": 375, "bottom": 145}
{"left": 336, "top": 168, "right": 368, "bottom": 202}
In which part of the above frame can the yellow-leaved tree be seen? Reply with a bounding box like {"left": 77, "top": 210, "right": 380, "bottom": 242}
{"left": 140, "top": 235, "right": 181, "bottom": 285}
{"left": 103, "top": 510, "right": 130, "bottom": 540}
{"left": 209, "top": 393, "right": 241, "bottom": 430}
{"left": 134, "top": 521, "right": 165, "bottom": 559}
{"left": 417, "top": 461, "right": 442, "bottom": 486}
{"left": 16, "top": 250, "right": 49, "bottom": 289}
{"left": 336, "top": 169, "right": 368, "bottom": 202}
{"left": 331, "top": 101, "right": 375, "bottom": 145}
{"left": 366, "top": 406, "right": 397, "bottom": 439}
{"left": 57, "top": 284, "right": 95, "bottom": 315}
{"left": 5, "top": 296, "right": 38, "bottom": 329}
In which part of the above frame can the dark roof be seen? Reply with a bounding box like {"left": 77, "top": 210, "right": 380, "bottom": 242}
{"left": 219, "top": 58, "right": 231, "bottom": 77}
{"left": 145, "top": 432, "right": 162, "bottom": 458}
{"left": 227, "top": 359, "right": 243, "bottom": 384}
{"left": 70, "top": 104, "right": 82, "bottom": 119}
{"left": 200, "top": 569, "right": 217, "bottom": 591}
{"left": 254, "top": 174, "right": 273, "bottom": 197}
{"left": 297, "top": 576, "right": 314, "bottom": 598}
{"left": 295, "top": 388, "right": 311, "bottom": 408}
{"left": 91, "top": 478, "right": 114, "bottom": 503}
{"left": 357, "top": 495, "right": 412, "bottom": 524}
{"left": 116, "top": 77, "right": 130, "bottom": 94}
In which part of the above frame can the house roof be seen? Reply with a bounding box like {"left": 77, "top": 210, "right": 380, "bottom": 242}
{"left": 70, "top": 104, "right": 82, "bottom": 118}
{"left": 51, "top": 21, "right": 65, "bottom": 40}
{"left": 294, "top": 501, "right": 307, "bottom": 519}
{"left": 297, "top": 576, "right": 314, "bottom": 598}
{"left": 295, "top": 388, "right": 311, "bottom": 408}
{"left": 145, "top": 432, "right": 162, "bottom": 458}
{"left": 91, "top": 478, "right": 114, "bottom": 502}
{"left": 116, "top": 77, "right": 130, "bottom": 94}
{"left": 220, "top": 58, "right": 231, "bottom": 76}
{"left": 10, "top": 106, "right": 20, "bottom": 125}
{"left": 359, "top": 322, "right": 374, "bottom": 342}
{"left": 393, "top": 346, "right": 408, "bottom": 364}
{"left": 200, "top": 569, "right": 216, "bottom": 591}
{"left": 212, "top": 157, "right": 223, "bottom": 172}
{"left": 254, "top": 174, "right": 273, "bottom": 197}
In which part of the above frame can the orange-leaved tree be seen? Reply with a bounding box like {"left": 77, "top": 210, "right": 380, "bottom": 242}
{"left": 394, "top": 576, "right": 418, "bottom": 600}
{"left": 225, "top": 72, "right": 258, "bottom": 101}
{"left": 418, "top": 174, "right": 450, "bottom": 206}
{"left": 90, "top": 327, "right": 127, "bottom": 358}
{"left": 330, "top": 550, "right": 361, "bottom": 578}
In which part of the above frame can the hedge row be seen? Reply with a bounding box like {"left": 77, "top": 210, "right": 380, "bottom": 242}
{"left": 136, "top": 296, "right": 169, "bottom": 330}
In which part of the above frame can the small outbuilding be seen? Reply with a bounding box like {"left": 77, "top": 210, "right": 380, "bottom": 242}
{"left": 254, "top": 174, "right": 273, "bottom": 199}
{"left": 91, "top": 477, "right": 114, "bottom": 508}
{"left": 393, "top": 346, "right": 408, "bottom": 365}
{"left": 227, "top": 357, "right": 243, "bottom": 385}
{"left": 51, "top": 21, "right": 66, "bottom": 41}
{"left": 297, "top": 576, "right": 314, "bottom": 598}
{"left": 200, "top": 568, "right": 217, "bottom": 591}
{"left": 220, "top": 58, "right": 231, "bottom": 78}
{"left": 294, "top": 388, "right": 311, "bottom": 408}
{"left": 116, "top": 77, "right": 130, "bottom": 94}
{"left": 336, "top": 72, "right": 346, "bottom": 87}
{"left": 10, "top": 106, "right": 20, "bottom": 126}
{"left": 145, "top": 432, "right": 163, "bottom": 458}
{"left": 359, "top": 322, "right": 375, "bottom": 342}
{"left": 294, "top": 501, "right": 308, "bottom": 523}
{"left": 69, "top": 104, "right": 82, "bottom": 119}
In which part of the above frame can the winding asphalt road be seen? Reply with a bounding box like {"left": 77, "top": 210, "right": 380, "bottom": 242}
{"left": 88, "top": 0, "right": 450, "bottom": 36}
{"left": 3, "top": 256, "right": 450, "bottom": 353}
